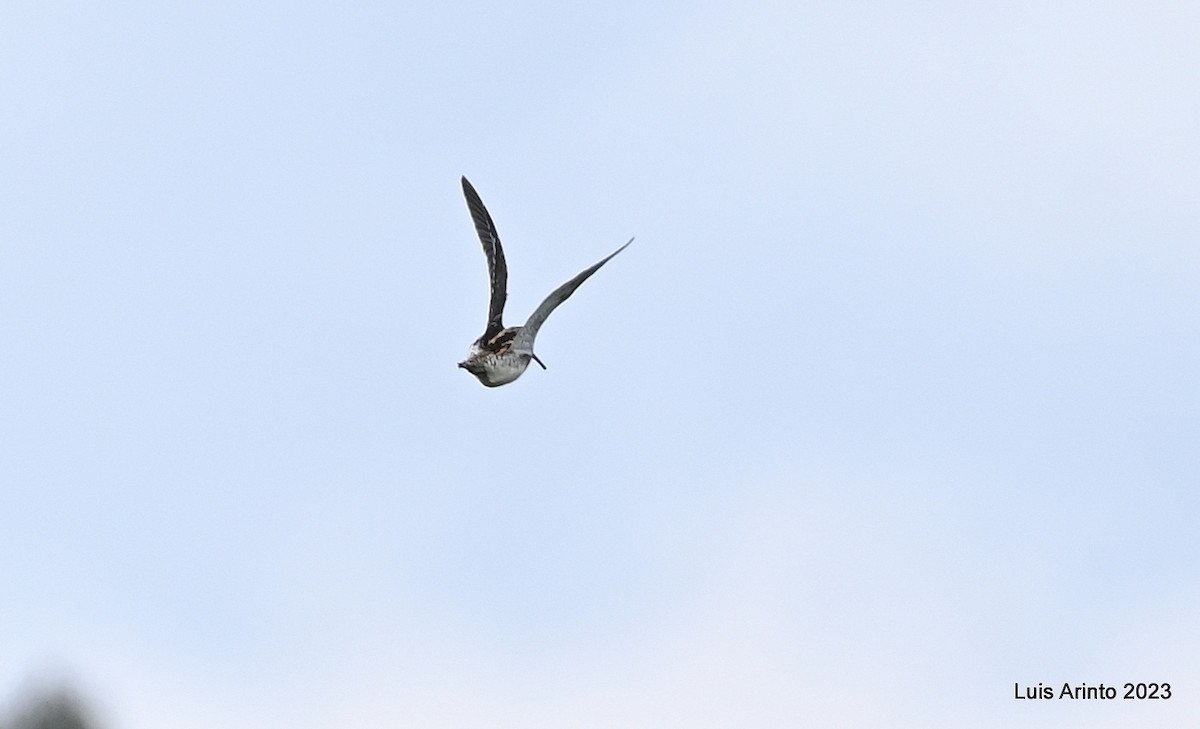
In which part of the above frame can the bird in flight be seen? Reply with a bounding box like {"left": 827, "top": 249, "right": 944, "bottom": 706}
{"left": 457, "top": 176, "right": 633, "bottom": 387}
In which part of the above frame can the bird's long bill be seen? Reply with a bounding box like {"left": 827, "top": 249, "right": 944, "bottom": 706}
{"left": 531, "top": 354, "right": 547, "bottom": 370}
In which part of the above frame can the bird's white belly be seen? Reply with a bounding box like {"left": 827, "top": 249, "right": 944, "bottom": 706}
{"left": 479, "top": 353, "right": 530, "bottom": 387}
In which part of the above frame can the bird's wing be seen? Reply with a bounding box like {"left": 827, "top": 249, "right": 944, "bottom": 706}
{"left": 461, "top": 177, "right": 508, "bottom": 338}
{"left": 512, "top": 238, "right": 633, "bottom": 356}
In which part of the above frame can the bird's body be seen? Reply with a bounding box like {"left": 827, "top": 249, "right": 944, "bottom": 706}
{"left": 457, "top": 177, "right": 631, "bottom": 387}
{"left": 458, "top": 328, "right": 530, "bottom": 387}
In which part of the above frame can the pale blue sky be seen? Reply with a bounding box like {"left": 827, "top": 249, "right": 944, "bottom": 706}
{"left": 2, "top": 1, "right": 1197, "bottom": 727}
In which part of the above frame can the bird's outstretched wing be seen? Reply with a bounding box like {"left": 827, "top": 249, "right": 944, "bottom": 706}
{"left": 512, "top": 238, "right": 633, "bottom": 357}
{"left": 461, "top": 177, "right": 507, "bottom": 339}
